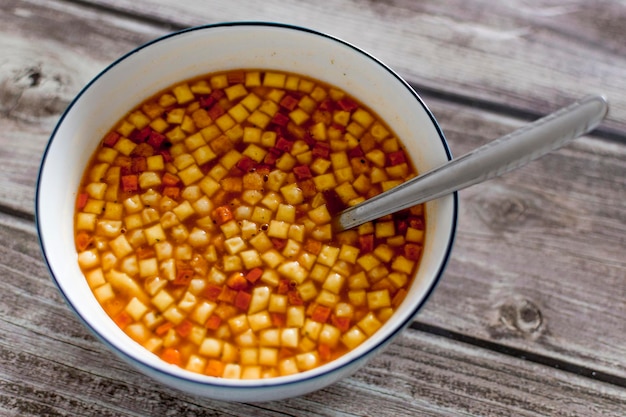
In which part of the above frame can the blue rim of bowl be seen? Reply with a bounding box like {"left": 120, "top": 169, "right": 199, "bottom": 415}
{"left": 35, "top": 21, "right": 459, "bottom": 391}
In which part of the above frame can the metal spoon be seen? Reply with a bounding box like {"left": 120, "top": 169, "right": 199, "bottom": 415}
{"left": 332, "top": 94, "right": 609, "bottom": 232}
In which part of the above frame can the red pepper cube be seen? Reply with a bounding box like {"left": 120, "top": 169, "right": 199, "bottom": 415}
{"left": 387, "top": 150, "right": 406, "bottom": 166}
{"left": 175, "top": 320, "right": 193, "bottom": 338}
{"left": 318, "top": 344, "right": 332, "bottom": 362}
{"left": 227, "top": 70, "right": 245, "bottom": 84}
{"left": 147, "top": 131, "right": 166, "bottom": 148}
{"left": 205, "top": 314, "right": 221, "bottom": 330}
{"left": 275, "top": 137, "right": 293, "bottom": 153}
{"left": 173, "top": 268, "right": 194, "bottom": 286}
{"left": 278, "top": 279, "right": 291, "bottom": 295}
{"left": 319, "top": 99, "right": 336, "bottom": 111}
{"left": 203, "top": 284, "right": 223, "bottom": 302}
{"left": 234, "top": 290, "right": 252, "bottom": 311}
{"left": 218, "top": 286, "right": 238, "bottom": 304}
{"left": 279, "top": 95, "right": 300, "bottom": 111}
{"left": 271, "top": 112, "right": 290, "bottom": 127}
{"left": 76, "top": 192, "right": 89, "bottom": 210}
{"left": 131, "top": 157, "right": 147, "bottom": 173}
{"left": 312, "top": 142, "right": 330, "bottom": 159}
{"left": 207, "top": 103, "right": 225, "bottom": 120}
{"left": 160, "top": 149, "right": 173, "bottom": 162}
{"left": 103, "top": 131, "right": 121, "bottom": 147}
{"left": 121, "top": 175, "right": 138, "bottom": 192}
{"left": 409, "top": 217, "right": 425, "bottom": 230}
{"left": 226, "top": 272, "right": 249, "bottom": 291}
{"left": 236, "top": 156, "right": 256, "bottom": 172}
{"left": 359, "top": 234, "right": 374, "bottom": 253}
{"left": 293, "top": 165, "right": 312, "bottom": 180}
{"left": 211, "top": 89, "right": 225, "bottom": 100}
{"left": 287, "top": 290, "right": 304, "bottom": 306}
{"left": 245, "top": 268, "right": 263, "bottom": 284}
{"left": 348, "top": 146, "right": 364, "bottom": 158}
{"left": 271, "top": 238, "right": 287, "bottom": 250}
{"left": 331, "top": 315, "right": 351, "bottom": 332}
{"left": 404, "top": 243, "right": 423, "bottom": 261}
{"left": 271, "top": 313, "right": 286, "bottom": 328}
{"left": 337, "top": 97, "right": 359, "bottom": 112}
{"left": 199, "top": 95, "right": 216, "bottom": 109}
{"left": 130, "top": 126, "right": 152, "bottom": 143}
{"left": 311, "top": 305, "right": 331, "bottom": 323}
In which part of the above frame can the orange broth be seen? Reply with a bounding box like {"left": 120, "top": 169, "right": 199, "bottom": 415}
{"left": 74, "top": 69, "right": 425, "bottom": 379}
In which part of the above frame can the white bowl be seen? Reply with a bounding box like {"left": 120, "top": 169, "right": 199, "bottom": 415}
{"left": 36, "top": 22, "right": 457, "bottom": 402}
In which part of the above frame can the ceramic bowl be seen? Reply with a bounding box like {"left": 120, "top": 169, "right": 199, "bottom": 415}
{"left": 36, "top": 22, "right": 457, "bottom": 402}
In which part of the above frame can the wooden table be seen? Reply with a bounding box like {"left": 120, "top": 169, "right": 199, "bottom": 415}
{"left": 1, "top": 1, "right": 625, "bottom": 415}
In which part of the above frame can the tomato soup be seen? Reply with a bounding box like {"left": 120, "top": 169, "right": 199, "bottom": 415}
{"left": 74, "top": 69, "right": 425, "bottom": 379}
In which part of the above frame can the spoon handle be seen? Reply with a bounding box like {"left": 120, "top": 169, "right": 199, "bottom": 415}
{"left": 333, "top": 94, "right": 609, "bottom": 231}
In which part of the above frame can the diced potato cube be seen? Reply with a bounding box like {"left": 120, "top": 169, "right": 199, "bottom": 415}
{"left": 259, "top": 329, "right": 281, "bottom": 347}
{"left": 281, "top": 328, "right": 299, "bottom": 348}
{"left": 370, "top": 122, "right": 390, "bottom": 140}
{"left": 406, "top": 227, "right": 425, "bottom": 243}
{"left": 315, "top": 290, "right": 339, "bottom": 307}
{"left": 259, "top": 347, "right": 278, "bottom": 366}
{"left": 77, "top": 212, "right": 103, "bottom": 234}
{"left": 277, "top": 261, "right": 308, "bottom": 284}
{"left": 125, "top": 297, "right": 148, "bottom": 320}
{"left": 172, "top": 83, "right": 194, "bottom": 104}
{"left": 267, "top": 220, "right": 289, "bottom": 239}
{"left": 319, "top": 324, "right": 341, "bottom": 348}
{"left": 302, "top": 319, "right": 323, "bottom": 341}
{"left": 199, "top": 337, "right": 223, "bottom": 357}
{"left": 109, "top": 234, "right": 133, "bottom": 258}
{"left": 77, "top": 249, "right": 100, "bottom": 270}
{"left": 357, "top": 253, "right": 381, "bottom": 272}
{"left": 152, "top": 289, "right": 175, "bottom": 312}
{"left": 248, "top": 311, "right": 272, "bottom": 332}
{"left": 251, "top": 206, "right": 272, "bottom": 224}
{"left": 391, "top": 256, "right": 415, "bottom": 274}
{"left": 357, "top": 312, "right": 382, "bottom": 336}
{"left": 138, "top": 257, "right": 158, "bottom": 278}
{"left": 265, "top": 169, "right": 286, "bottom": 191}
{"left": 317, "top": 245, "right": 340, "bottom": 267}
{"left": 297, "top": 280, "right": 318, "bottom": 302}
{"left": 367, "top": 289, "right": 391, "bottom": 310}
{"left": 263, "top": 72, "right": 286, "bottom": 88}
{"left": 190, "top": 301, "right": 216, "bottom": 325}
{"left": 199, "top": 176, "right": 220, "bottom": 197}
{"left": 280, "top": 183, "right": 304, "bottom": 205}
{"left": 341, "top": 327, "right": 367, "bottom": 350}
{"left": 295, "top": 352, "right": 319, "bottom": 371}
{"left": 220, "top": 219, "right": 240, "bottom": 239}
{"left": 178, "top": 164, "right": 204, "bottom": 186}
{"left": 312, "top": 173, "right": 337, "bottom": 191}
{"left": 249, "top": 232, "right": 273, "bottom": 252}
{"left": 338, "top": 244, "right": 359, "bottom": 264}
{"left": 268, "top": 294, "right": 288, "bottom": 313}
{"left": 185, "top": 355, "right": 207, "bottom": 374}
{"left": 144, "top": 224, "right": 166, "bottom": 246}
{"left": 93, "top": 283, "right": 115, "bottom": 303}
{"left": 248, "top": 286, "right": 271, "bottom": 315}
{"left": 323, "top": 272, "right": 345, "bottom": 294}
{"left": 224, "top": 237, "right": 246, "bottom": 255}
{"left": 308, "top": 205, "right": 331, "bottom": 225}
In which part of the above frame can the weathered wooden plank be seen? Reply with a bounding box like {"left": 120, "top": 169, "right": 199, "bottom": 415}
{"left": 1, "top": 213, "right": 625, "bottom": 415}
{"left": 68, "top": 0, "right": 626, "bottom": 135}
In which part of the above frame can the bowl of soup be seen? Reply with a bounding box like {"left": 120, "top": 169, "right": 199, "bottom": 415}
{"left": 36, "top": 22, "right": 457, "bottom": 402}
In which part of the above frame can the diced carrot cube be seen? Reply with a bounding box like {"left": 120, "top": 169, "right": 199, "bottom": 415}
{"left": 160, "top": 149, "right": 173, "bottom": 162}
{"left": 227, "top": 70, "right": 245, "bottom": 84}
{"left": 404, "top": 243, "right": 422, "bottom": 261}
{"left": 155, "top": 321, "right": 174, "bottom": 336}
{"left": 218, "top": 286, "right": 238, "bottom": 304}
{"left": 275, "top": 137, "right": 293, "bottom": 153}
{"left": 271, "top": 238, "right": 287, "bottom": 250}
{"left": 331, "top": 315, "right": 351, "bottom": 332}
{"left": 298, "top": 178, "right": 317, "bottom": 198}
{"left": 162, "top": 172, "right": 180, "bottom": 186}
{"left": 163, "top": 186, "right": 180, "bottom": 199}
{"left": 205, "top": 359, "right": 225, "bottom": 377}
{"left": 121, "top": 175, "right": 138, "bottom": 192}
{"left": 103, "top": 131, "right": 121, "bottom": 147}
{"left": 76, "top": 192, "right": 89, "bottom": 210}
{"left": 359, "top": 234, "right": 374, "bottom": 253}
{"left": 277, "top": 279, "right": 291, "bottom": 295}
{"left": 175, "top": 320, "right": 193, "bottom": 338}
{"left": 161, "top": 347, "right": 182, "bottom": 366}
{"left": 278, "top": 347, "right": 294, "bottom": 359}
{"left": 287, "top": 290, "right": 303, "bottom": 306}
{"left": 130, "top": 126, "right": 152, "bottom": 143}
{"left": 131, "top": 156, "right": 147, "bottom": 173}
{"left": 135, "top": 247, "right": 155, "bottom": 260}
{"left": 271, "top": 312, "right": 286, "bottom": 327}
{"left": 304, "top": 239, "right": 322, "bottom": 255}
{"left": 205, "top": 314, "right": 222, "bottom": 330}
{"left": 234, "top": 290, "right": 252, "bottom": 311}
{"left": 392, "top": 288, "right": 408, "bottom": 308}
{"left": 236, "top": 156, "right": 256, "bottom": 172}
{"left": 203, "top": 285, "right": 223, "bottom": 302}
{"left": 75, "top": 231, "right": 93, "bottom": 252}
{"left": 113, "top": 311, "right": 132, "bottom": 329}
{"left": 318, "top": 344, "right": 332, "bottom": 362}
{"left": 319, "top": 99, "right": 336, "bottom": 111}
{"left": 212, "top": 206, "right": 233, "bottom": 225}
{"left": 409, "top": 216, "right": 425, "bottom": 230}
{"left": 173, "top": 268, "right": 194, "bottom": 286}
{"left": 245, "top": 267, "right": 263, "bottom": 284}
{"left": 226, "top": 272, "right": 249, "bottom": 291}
{"left": 311, "top": 305, "right": 331, "bottom": 323}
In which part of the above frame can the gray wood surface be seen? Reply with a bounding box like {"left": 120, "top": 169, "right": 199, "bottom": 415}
{"left": 1, "top": 0, "right": 625, "bottom": 415}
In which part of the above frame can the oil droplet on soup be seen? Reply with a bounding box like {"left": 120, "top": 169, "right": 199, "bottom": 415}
{"left": 74, "top": 69, "right": 426, "bottom": 379}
